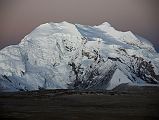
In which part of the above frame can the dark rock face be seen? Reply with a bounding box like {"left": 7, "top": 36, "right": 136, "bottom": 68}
{"left": 130, "top": 55, "right": 159, "bottom": 84}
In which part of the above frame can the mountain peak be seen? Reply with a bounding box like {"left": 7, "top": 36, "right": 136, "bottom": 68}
{"left": 98, "top": 22, "right": 111, "bottom": 27}
{"left": 61, "top": 21, "right": 72, "bottom": 25}
{"left": 94, "top": 22, "right": 112, "bottom": 31}
{"left": 0, "top": 22, "right": 159, "bottom": 92}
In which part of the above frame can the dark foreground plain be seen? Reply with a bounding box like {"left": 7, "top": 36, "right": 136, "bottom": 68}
{"left": 0, "top": 86, "right": 159, "bottom": 120}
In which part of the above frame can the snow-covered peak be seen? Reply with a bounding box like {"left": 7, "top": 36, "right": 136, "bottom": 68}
{"left": 26, "top": 21, "right": 82, "bottom": 39}
{"left": 95, "top": 22, "right": 111, "bottom": 28}
{"left": 0, "top": 21, "right": 158, "bottom": 92}
{"left": 94, "top": 22, "right": 113, "bottom": 32}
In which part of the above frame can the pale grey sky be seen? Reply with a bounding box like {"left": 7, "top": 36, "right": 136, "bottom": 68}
{"left": 0, "top": 0, "right": 159, "bottom": 51}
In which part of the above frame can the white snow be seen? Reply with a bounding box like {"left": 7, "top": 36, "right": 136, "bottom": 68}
{"left": 106, "top": 69, "right": 132, "bottom": 90}
{"left": 0, "top": 21, "right": 159, "bottom": 92}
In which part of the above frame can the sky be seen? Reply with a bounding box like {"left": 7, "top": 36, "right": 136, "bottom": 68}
{"left": 0, "top": 0, "right": 159, "bottom": 51}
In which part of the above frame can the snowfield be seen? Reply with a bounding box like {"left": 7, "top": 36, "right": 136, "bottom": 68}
{"left": 0, "top": 21, "right": 159, "bottom": 92}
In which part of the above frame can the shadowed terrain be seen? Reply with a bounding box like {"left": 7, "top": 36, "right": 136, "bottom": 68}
{"left": 0, "top": 86, "right": 159, "bottom": 120}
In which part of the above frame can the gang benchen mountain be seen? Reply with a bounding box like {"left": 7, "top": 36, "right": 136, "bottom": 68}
{"left": 0, "top": 21, "right": 159, "bottom": 92}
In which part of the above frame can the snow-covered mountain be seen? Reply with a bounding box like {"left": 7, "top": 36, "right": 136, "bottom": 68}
{"left": 0, "top": 21, "right": 159, "bottom": 92}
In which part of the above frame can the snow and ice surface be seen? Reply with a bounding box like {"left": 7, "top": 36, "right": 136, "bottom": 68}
{"left": 0, "top": 21, "right": 159, "bottom": 92}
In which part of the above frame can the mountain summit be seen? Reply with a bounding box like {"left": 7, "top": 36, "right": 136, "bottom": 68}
{"left": 0, "top": 22, "right": 159, "bottom": 92}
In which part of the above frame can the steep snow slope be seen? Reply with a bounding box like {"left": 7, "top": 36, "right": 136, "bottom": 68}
{"left": 0, "top": 21, "right": 159, "bottom": 92}
{"left": 106, "top": 69, "right": 132, "bottom": 90}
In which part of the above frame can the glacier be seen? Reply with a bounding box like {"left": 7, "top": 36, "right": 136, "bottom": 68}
{"left": 0, "top": 21, "right": 159, "bottom": 92}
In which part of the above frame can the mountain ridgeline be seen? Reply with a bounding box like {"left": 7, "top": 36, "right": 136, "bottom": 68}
{"left": 0, "top": 21, "right": 159, "bottom": 92}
